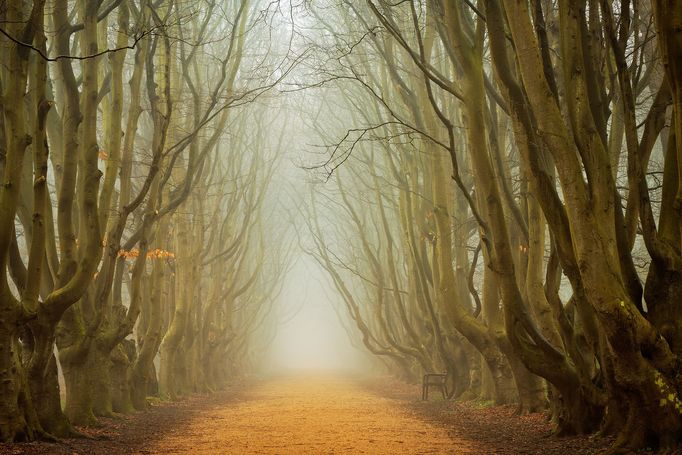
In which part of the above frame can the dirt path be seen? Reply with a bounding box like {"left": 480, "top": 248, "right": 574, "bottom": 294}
{"left": 1, "top": 374, "right": 616, "bottom": 454}
{"left": 147, "top": 374, "right": 467, "bottom": 454}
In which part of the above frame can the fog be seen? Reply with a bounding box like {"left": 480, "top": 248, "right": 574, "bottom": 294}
{"left": 255, "top": 84, "right": 373, "bottom": 374}
{"left": 263, "top": 255, "right": 370, "bottom": 374}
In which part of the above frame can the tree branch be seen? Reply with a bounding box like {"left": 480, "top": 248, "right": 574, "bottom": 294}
{"left": 0, "top": 26, "right": 157, "bottom": 62}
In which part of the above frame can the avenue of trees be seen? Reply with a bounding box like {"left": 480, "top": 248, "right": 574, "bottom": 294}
{"left": 299, "top": 0, "right": 682, "bottom": 452}
{"left": 2, "top": 0, "right": 682, "bottom": 453}
{"left": 0, "top": 0, "right": 292, "bottom": 442}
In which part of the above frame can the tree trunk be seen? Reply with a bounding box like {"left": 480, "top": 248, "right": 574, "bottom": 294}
{"left": 61, "top": 347, "right": 106, "bottom": 426}
{"left": 0, "top": 326, "right": 37, "bottom": 441}
{"left": 110, "top": 341, "right": 135, "bottom": 414}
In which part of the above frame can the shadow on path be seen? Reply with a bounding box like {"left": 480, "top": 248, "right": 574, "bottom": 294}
{"left": 0, "top": 381, "right": 251, "bottom": 455}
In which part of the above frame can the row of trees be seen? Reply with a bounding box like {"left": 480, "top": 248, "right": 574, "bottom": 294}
{"left": 301, "top": 0, "right": 682, "bottom": 451}
{"left": 0, "top": 0, "right": 290, "bottom": 442}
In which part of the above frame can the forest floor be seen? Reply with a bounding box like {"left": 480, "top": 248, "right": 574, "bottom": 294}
{"left": 0, "top": 374, "right": 619, "bottom": 454}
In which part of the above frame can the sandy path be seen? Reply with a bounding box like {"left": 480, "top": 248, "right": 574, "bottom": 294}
{"left": 147, "top": 375, "right": 468, "bottom": 454}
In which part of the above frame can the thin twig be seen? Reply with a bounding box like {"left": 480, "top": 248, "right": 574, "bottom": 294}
{"left": 0, "top": 26, "right": 158, "bottom": 62}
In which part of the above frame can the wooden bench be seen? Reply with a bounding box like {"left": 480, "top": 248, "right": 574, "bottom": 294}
{"left": 422, "top": 372, "right": 447, "bottom": 400}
